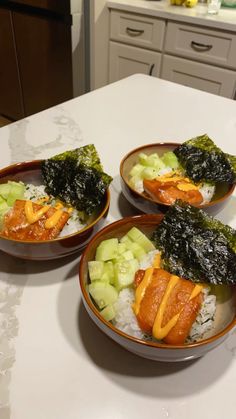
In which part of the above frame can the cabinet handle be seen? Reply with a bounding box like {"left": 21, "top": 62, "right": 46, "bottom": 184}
{"left": 149, "top": 64, "right": 155, "bottom": 76}
{"left": 126, "top": 27, "right": 144, "bottom": 37}
{"left": 191, "top": 41, "right": 213, "bottom": 52}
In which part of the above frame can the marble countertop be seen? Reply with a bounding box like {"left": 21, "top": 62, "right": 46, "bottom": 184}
{"left": 0, "top": 74, "right": 236, "bottom": 419}
{"left": 107, "top": 0, "right": 236, "bottom": 31}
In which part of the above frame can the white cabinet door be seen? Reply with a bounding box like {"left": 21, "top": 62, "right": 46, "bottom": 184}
{"left": 110, "top": 10, "right": 165, "bottom": 52}
{"left": 109, "top": 41, "right": 162, "bottom": 83}
{"left": 161, "top": 55, "right": 236, "bottom": 98}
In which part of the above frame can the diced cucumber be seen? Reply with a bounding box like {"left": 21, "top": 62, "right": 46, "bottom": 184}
{"left": 161, "top": 151, "right": 180, "bottom": 169}
{"left": 138, "top": 153, "right": 148, "bottom": 165}
{"left": 95, "top": 238, "right": 119, "bottom": 261}
{"left": 88, "top": 282, "right": 118, "bottom": 309}
{"left": 6, "top": 181, "right": 25, "bottom": 206}
{"left": 100, "top": 304, "right": 116, "bottom": 322}
{"left": 0, "top": 183, "right": 11, "bottom": 199}
{"left": 101, "top": 261, "right": 115, "bottom": 284}
{"left": 121, "top": 250, "right": 134, "bottom": 261}
{"left": 145, "top": 154, "right": 165, "bottom": 170}
{"left": 117, "top": 242, "right": 127, "bottom": 254}
{"left": 120, "top": 235, "right": 133, "bottom": 246}
{"left": 88, "top": 261, "right": 104, "bottom": 282}
{"left": 125, "top": 241, "right": 146, "bottom": 261}
{"left": 114, "top": 259, "right": 139, "bottom": 291}
{"left": 141, "top": 167, "right": 161, "bottom": 180}
{"left": 127, "top": 227, "right": 155, "bottom": 253}
{"left": 129, "top": 163, "right": 145, "bottom": 177}
{"left": 129, "top": 175, "right": 143, "bottom": 191}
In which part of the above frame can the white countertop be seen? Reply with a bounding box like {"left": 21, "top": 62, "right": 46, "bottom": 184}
{"left": 1, "top": 75, "right": 236, "bottom": 419}
{"left": 107, "top": 0, "right": 236, "bottom": 31}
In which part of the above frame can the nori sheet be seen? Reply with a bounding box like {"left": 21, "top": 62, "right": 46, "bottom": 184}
{"left": 152, "top": 200, "right": 236, "bottom": 285}
{"left": 41, "top": 145, "right": 112, "bottom": 215}
{"left": 174, "top": 134, "right": 236, "bottom": 183}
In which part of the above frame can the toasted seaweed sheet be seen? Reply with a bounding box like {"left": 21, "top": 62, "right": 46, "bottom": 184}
{"left": 41, "top": 145, "right": 112, "bottom": 215}
{"left": 174, "top": 134, "right": 236, "bottom": 183}
{"left": 152, "top": 200, "right": 236, "bottom": 285}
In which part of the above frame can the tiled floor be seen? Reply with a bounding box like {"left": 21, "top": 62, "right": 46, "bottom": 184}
{"left": 0, "top": 115, "right": 12, "bottom": 127}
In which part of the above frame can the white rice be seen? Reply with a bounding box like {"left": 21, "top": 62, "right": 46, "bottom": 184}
{"left": 24, "top": 183, "right": 86, "bottom": 237}
{"left": 199, "top": 183, "right": 215, "bottom": 205}
{"left": 113, "top": 252, "right": 217, "bottom": 343}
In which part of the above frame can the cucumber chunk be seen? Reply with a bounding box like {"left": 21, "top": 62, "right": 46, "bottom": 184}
{"left": 101, "top": 261, "right": 115, "bottom": 284}
{"left": 141, "top": 167, "right": 161, "bottom": 180}
{"left": 129, "top": 163, "right": 145, "bottom": 177}
{"left": 161, "top": 151, "right": 180, "bottom": 169}
{"left": 88, "top": 261, "right": 104, "bottom": 282}
{"left": 88, "top": 282, "right": 118, "bottom": 309}
{"left": 95, "top": 238, "right": 119, "bottom": 261}
{"left": 145, "top": 154, "right": 166, "bottom": 170}
{"left": 127, "top": 227, "right": 155, "bottom": 253}
{"left": 138, "top": 153, "right": 148, "bottom": 165}
{"left": 0, "top": 183, "right": 11, "bottom": 199}
{"left": 6, "top": 181, "right": 25, "bottom": 206}
{"left": 125, "top": 241, "right": 146, "bottom": 261}
{"left": 114, "top": 259, "right": 139, "bottom": 291}
{"left": 100, "top": 304, "right": 116, "bottom": 322}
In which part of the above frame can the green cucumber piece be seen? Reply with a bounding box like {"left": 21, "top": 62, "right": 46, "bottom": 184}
{"left": 0, "top": 183, "right": 11, "bottom": 199}
{"left": 88, "top": 282, "right": 118, "bottom": 309}
{"left": 101, "top": 261, "right": 115, "bottom": 284}
{"left": 127, "top": 227, "right": 155, "bottom": 253}
{"left": 6, "top": 181, "right": 25, "bottom": 206}
{"left": 121, "top": 250, "right": 134, "bottom": 261}
{"left": 95, "top": 238, "right": 119, "bottom": 261}
{"left": 117, "top": 242, "right": 127, "bottom": 254}
{"left": 100, "top": 304, "right": 116, "bottom": 321}
{"left": 88, "top": 261, "right": 104, "bottom": 282}
{"left": 161, "top": 151, "right": 180, "bottom": 169}
{"left": 145, "top": 154, "right": 165, "bottom": 170}
{"left": 125, "top": 241, "right": 146, "bottom": 261}
{"left": 129, "top": 163, "right": 145, "bottom": 177}
{"left": 138, "top": 153, "right": 148, "bottom": 165}
{"left": 141, "top": 167, "right": 161, "bottom": 180}
{"left": 114, "top": 259, "right": 139, "bottom": 291}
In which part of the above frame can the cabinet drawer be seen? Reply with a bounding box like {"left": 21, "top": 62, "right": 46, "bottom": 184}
{"left": 110, "top": 10, "right": 165, "bottom": 52}
{"left": 161, "top": 55, "right": 236, "bottom": 98}
{"left": 165, "top": 22, "right": 236, "bottom": 70}
{"left": 109, "top": 41, "right": 161, "bottom": 83}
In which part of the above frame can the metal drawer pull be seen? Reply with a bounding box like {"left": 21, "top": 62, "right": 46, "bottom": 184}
{"left": 126, "top": 27, "right": 144, "bottom": 37}
{"left": 191, "top": 41, "right": 213, "bottom": 52}
{"left": 149, "top": 64, "right": 155, "bottom": 76}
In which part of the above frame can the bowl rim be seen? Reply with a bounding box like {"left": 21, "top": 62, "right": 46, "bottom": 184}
{"left": 0, "top": 159, "right": 110, "bottom": 244}
{"left": 120, "top": 142, "right": 236, "bottom": 209}
{"left": 79, "top": 214, "right": 236, "bottom": 351}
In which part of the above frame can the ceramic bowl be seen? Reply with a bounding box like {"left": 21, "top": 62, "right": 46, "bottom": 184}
{"left": 120, "top": 143, "right": 235, "bottom": 216}
{"left": 0, "top": 160, "right": 110, "bottom": 260}
{"left": 79, "top": 214, "right": 236, "bottom": 362}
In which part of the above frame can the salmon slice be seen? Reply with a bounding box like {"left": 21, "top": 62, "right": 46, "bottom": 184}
{"left": 134, "top": 268, "right": 203, "bottom": 344}
{"left": 1, "top": 199, "right": 70, "bottom": 241}
{"left": 143, "top": 179, "right": 203, "bottom": 205}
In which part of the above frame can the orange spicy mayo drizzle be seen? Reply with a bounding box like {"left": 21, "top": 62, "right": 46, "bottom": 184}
{"left": 24, "top": 201, "right": 66, "bottom": 229}
{"left": 133, "top": 266, "right": 204, "bottom": 340}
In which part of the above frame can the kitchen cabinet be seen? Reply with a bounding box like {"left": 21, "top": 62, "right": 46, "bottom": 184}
{"left": 109, "top": 41, "right": 161, "bottom": 82}
{"left": 0, "top": 9, "right": 24, "bottom": 119}
{"left": 108, "top": 8, "right": 236, "bottom": 99}
{"left": 0, "top": 1, "right": 73, "bottom": 120}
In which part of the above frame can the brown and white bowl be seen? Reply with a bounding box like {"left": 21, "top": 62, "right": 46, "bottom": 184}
{"left": 120, "top": 143, "right": 235, "bottom": 216}
{"left": 79, "top": 214, "right": 236, "bottom": 362}
{"left": 0, "top": 160, "right": 110, "bottom": 260}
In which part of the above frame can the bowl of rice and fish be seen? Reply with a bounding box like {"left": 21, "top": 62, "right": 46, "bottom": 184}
{"left": 79, "top": 201, "right": 236, "bottom": 362}
{"left": 120, "top": 135, "right": 236, "bottom": 216}
{"left": 0, "top": 145, "right": 112, "bottom": 260}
